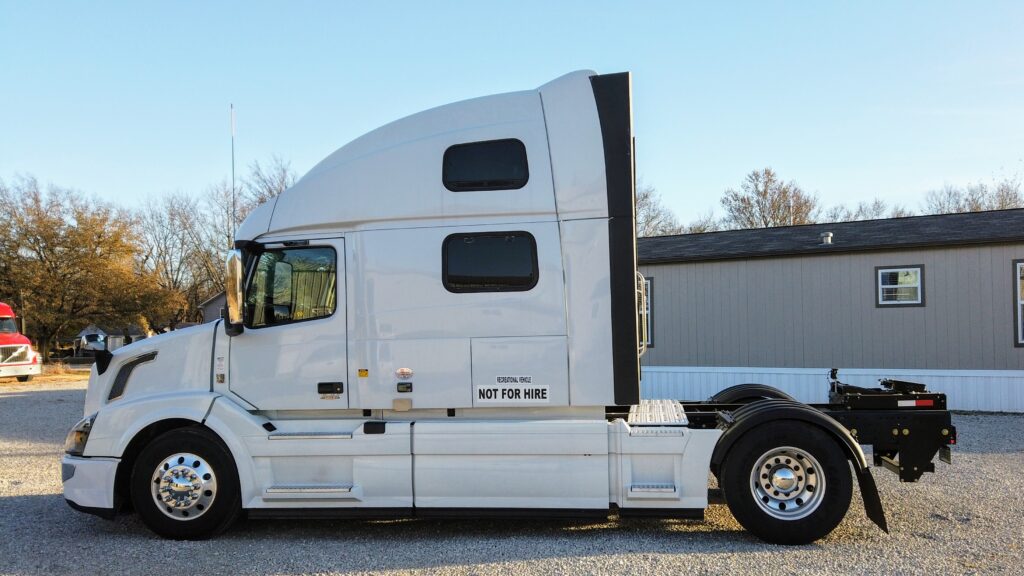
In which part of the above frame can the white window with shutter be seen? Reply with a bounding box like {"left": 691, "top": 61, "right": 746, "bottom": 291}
{"left": 877, "top": 266, "right": 924, "bottom": 307}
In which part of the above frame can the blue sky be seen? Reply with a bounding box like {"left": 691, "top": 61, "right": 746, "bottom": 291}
{"left": 2, "top": 1, "right": 1022, "bottom": 222}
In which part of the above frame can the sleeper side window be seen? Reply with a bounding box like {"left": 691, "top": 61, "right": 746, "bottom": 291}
{"left": 443, "top": 232, "right": 538, "bottom": 293}
{"left": 442, "top": 139, "right": 528, "bottom": 191}
{"left": 244, "top": 246, "right": 337, "bottom": 328}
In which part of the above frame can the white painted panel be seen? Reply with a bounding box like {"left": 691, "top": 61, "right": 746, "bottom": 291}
{"left": 471, "top": 336, "right": 569, "bottom": 407}
{"left": 414, "top": 455, "right": 608, "bottom": 509}
{"left": 414, "top": 420, "right": 608, "bottom": 509}
{"left": 351, "top": 338, "right": 471, "bottom": 409}
{"left": 85, "top": 324, "right": 215, "bottom": 416}
{"left": 538, "top": 70, "right": 608, "bottom": 220}
{"left": 414, "top": 420, "right": 607, "bottom": 455}
{"left": 561, "top": 218, "right": 616, "bottom": 406}
{"left": 268, "top": 90, "right": 556, "bottom": 236}
{"left": 348, "top": 223, "right": 566, "bottom": 342}
{"left": 607, "top": 422, "right": 720, "bottom": 510}
{"left": 247, "top": 422, "right": 413, "bottom": 510}
{"left": 61, "top": 456, "right": 119, "bottom": 510}
{"left": 640, "top": 366, "right": 1024, "bottom": 412}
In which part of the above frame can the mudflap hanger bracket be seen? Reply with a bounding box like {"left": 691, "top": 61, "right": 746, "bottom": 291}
{"left": 827, "top": 371, "right": 956, "bottom": 483}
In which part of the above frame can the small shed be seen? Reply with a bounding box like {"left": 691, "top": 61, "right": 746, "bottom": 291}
{"left": 199, "top": 292, "right": 226, "bottom": 324}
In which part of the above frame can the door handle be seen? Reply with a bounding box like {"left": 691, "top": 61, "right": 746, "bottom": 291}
{"left": 318, "top": 382, "right": 344, "bottom": 394}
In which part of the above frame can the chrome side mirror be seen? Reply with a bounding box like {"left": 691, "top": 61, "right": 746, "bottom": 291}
{"left": 224, "top": 249, "right": 245, "bottom": 336}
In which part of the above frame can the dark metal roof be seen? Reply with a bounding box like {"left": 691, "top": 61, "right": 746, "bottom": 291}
{"left": 637, "top": 209, "right": 1024, "bottom": 264}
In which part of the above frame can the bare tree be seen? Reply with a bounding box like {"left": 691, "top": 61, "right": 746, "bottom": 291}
{"left": 187, "top": 158, "right": 300, "bottom": 309}
{"left": 635, "top": 183, "right": 684, "bottom": 237}
{"left": 992, "top": 178, "right": 1024, "bottom": 209}
{"left": 824, "top": 198, "right": 914, "bottom": 222}
{"left": 721, "top": 168, "right": 819, "bottom": 228}
{"left": 138, "top": 193, "right": 221, "bottom": 325}
{"left": 923, "top": 178, "right": 1023, "bottom": 214}
{"left": 244, "top": 156, "right": 296, "bottom": 205}
{"left": 683, "top": 211, "right": 721, "bottom": 233}
{"left": 888, "top": 205, "right": 915, "bottom": 218}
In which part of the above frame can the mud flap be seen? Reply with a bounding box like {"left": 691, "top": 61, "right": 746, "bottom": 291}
{"left": 855, "top": 467, "right": 888, "bottom": 533}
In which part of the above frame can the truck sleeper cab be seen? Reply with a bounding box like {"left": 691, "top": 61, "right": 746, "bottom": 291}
{"left": 62, "top": 71, "right": 955, "bottom": 545}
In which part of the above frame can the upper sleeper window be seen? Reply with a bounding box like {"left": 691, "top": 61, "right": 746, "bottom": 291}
{"left": 443, "top": 232, "right": 538, "bottom": 293}
{"left": 442, "top": 139, "right": 528, "bottom": 191}
{"left": 876, "top": 266, "right": 924, "bottom": 307}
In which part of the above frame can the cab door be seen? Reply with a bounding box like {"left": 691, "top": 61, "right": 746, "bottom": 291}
{"left": 228, "top": 239, "right": 348, "bottom": 411}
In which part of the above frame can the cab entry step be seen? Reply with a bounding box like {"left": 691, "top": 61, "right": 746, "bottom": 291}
{"left": 264, "top": 484, "right": 359, "bottom": 500}
{"left": 630, "top": 483, "right": 677, "bottom": 493}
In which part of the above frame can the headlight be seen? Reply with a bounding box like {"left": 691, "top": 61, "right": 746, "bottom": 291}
{"left": 64, "top": 413, "right": 97, "bottom": 456}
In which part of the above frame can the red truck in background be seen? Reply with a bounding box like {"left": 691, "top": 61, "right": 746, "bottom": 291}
{"left": 0, "top": 302, "right": 41, "bottom": 382}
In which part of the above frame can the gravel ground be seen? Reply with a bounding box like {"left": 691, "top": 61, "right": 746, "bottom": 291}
{"left": 1, "top": 379, "right": 1022, "bottom": 576}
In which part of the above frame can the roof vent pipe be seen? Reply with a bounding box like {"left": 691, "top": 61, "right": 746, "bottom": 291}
{"left": 820, "top": 232, "right": 834, "bottom": 245}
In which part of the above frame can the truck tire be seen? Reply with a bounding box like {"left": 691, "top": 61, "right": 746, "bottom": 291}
{"left": 720, "top": 421, "right": 852, "bottom": 545}
{"left": 710, "top": 383, "right": 794, "bottom": 404}
{"left": 16, "top": 375, "right": 33, "bottom": 382}
{"left": 130, "top": 427, "right": 242, "bottom": 539}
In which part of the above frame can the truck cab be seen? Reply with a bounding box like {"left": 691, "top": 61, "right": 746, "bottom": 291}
{"left": 62, "top": 71, "right": 955, "bottom": 545}
{"left": 0, "top": 302, "right": 41, "bottom": 382}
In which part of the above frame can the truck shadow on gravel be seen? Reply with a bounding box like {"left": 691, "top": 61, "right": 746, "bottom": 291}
{"left": 0, "top": 493, "right": 876, "bottom": 575}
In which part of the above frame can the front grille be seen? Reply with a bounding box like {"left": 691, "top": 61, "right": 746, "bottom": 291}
{"left": 0, "top": 345, "right": 29, "bottom": 364}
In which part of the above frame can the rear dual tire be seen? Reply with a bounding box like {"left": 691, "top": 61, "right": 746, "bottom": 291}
{"left": 721, "top": 421, "right": 853, "bottom": 545}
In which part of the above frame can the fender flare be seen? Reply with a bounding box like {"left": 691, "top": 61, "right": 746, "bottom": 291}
{"left": 708, "top": 383, "right": 796, "bottom": 404}
{"left": 711, "top": 399, "right": 888, "bottom": 533}
{"left": 711, "top": 399, "right": 866, "bottom": 473}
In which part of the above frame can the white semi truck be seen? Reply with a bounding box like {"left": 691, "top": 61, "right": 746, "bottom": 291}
{"left": 62, "top": 71, "right": 955, "bottom": 544}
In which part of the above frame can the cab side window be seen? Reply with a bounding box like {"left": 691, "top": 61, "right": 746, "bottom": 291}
{"left": 245, "top": 247, "right": 337, "bottom": 328}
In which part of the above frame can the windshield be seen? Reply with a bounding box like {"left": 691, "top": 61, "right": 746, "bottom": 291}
{"left": 0, "top": 318, "right": 17, "bottom": 333}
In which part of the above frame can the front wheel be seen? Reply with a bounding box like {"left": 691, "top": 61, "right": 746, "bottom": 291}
{"left": 720, "top": 421, "right": 853, "bottom": 545}
{"left": 130, "top": 427, "right": 241, "bottom": 539}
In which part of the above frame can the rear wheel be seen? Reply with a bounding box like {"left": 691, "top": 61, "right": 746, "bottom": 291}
{"left": 16, "top": 375, "right": 33, "bottom": 382}
{"left": 720, "top": 421, "right": 852, "bottom": 545}
{"left": 130, "top": 427, "right": 241, "bottom": 539}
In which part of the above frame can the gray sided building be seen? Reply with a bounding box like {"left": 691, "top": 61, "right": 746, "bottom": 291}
{"left": 637, "top": 209, "right": 1024, "bottom": 412}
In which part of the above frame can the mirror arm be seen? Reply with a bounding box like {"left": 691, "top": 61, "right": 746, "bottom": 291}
{"left": 222, "top": 308, "right": 244, "bottom": 336}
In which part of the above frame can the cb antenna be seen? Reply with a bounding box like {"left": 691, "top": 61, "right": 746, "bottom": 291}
{"left": 230, "top": 103, "right": 237, "bottom": 245}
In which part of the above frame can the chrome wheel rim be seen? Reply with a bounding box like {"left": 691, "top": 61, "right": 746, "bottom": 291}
{"left": 151, "top": 452, "right": 217, "bottom": 521}
{"left": 749, "top": 446, "right": 825, "bottom": 520}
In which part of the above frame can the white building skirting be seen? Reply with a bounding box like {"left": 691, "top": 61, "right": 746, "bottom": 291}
{"left": 640, "top": 366, "right": 1024, "bottom": 413}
